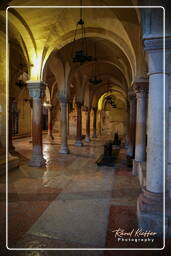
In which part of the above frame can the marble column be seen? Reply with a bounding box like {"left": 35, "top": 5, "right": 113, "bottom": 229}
{"left": 8, "top": 97, "right": 15, "bottom": 153}
{"left": 27, "top": 81, "right": 46, "bottom": 167}
{"left": 59, "top": 96, "right": 70, "bottom": 154}
{"left": 92, "top": 107, "right": 97, "bottom": 138}
{"left": 47, "top": 104, "right": 54, "bottom": 141}
{"left": 133, "top": 80, "right": 148, "bottom": 175}
{"left": 127, "top": 91, "right": 136, "bottom": 166}
{"left": 75, "top": 101, "right": 83, "bottom": 146}
{"left": 137, "top": 38, "right": 168, "bottom": 234}
{"left": 85, "top": 108, "right": 91, "bottom": 142}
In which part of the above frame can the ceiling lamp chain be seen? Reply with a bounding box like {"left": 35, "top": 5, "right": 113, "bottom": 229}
{"left": 89, "top": 43, "right": 102, "bottom": 85}
{"left": 71, "top": 0, "right": 92, "bottom": 65}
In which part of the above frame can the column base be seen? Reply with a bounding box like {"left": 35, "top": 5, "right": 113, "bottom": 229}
{"left": 75, "top": 140, "right": 83, "bottom": 147}
{"left": 0, "top": 153, "right": 20, "bottom": 175}
{"left": 59, "top": 145, "right": 70, "bottom": 154}
{"left": 48, "top": 135, "right": 54, "bottom": 141}
{"left": 9, "top": 144, "right": 15, "bottom": 153}
{"left": 92, "top": 134, "right": 97, "bottom": 138}
{"left": 127, "top": 155, "right": 133, "bottom": 167}
{"left": 85, "top": 136, "right": 91, "bottom": 142}
{"left": 137, "top": 187, "right": 163, "bottom": 236}
{"left": 132, "top": 159, "right": 141, "bottom": 175}
{"left": 29, "top": 155, "right": 46, "bottom": 167}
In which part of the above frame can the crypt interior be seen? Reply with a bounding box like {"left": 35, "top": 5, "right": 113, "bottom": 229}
{"left": 0, "top": 0, "right": 171, "bottom": 253}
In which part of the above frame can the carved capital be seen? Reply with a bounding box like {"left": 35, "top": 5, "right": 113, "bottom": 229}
{"left": 128, "top": 89, "right": 136, "bottom": 102}
{"left": 133, "top": 79, "right": 148, "bottom": 98}
{"left": 75, "top": 101, "right": 83, "bottom": 108}
{"left": 27, "top": 81, "right": 45, "bottom": 99}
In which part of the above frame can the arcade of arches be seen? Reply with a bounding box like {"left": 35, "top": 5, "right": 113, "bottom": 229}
{"left": 1, "top": 0, "right": 171, "bottom": 252}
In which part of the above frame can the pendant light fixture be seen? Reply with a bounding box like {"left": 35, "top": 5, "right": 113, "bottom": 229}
{"left": 89, "top": 43, "right": 102, "bottom": 85}
{"left": 16, "top": 63, "right": 28, "bottom": 89}
{"left": 71, "top": 0, "right": 92, "bottom": 65}
{"left": 106, "top": 95, "right": 117, "bottom": 108}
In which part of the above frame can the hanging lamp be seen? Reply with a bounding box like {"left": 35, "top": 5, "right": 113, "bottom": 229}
{"left": 16, "top": 63, "right": 28, "bottom": 89}
{"left": 89, "top": 43, "right": 102, "bottom": 85}
{"left": 71, "top": 0, "right": 92, "bottom": 65}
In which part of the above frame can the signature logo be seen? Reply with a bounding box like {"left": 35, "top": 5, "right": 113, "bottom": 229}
{"left": 112, "top": 228, "right": 157, "bottom": 243}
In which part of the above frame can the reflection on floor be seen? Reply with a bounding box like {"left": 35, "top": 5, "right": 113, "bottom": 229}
{"left": 0, "top": 135, "right": 143, "bottom": 255}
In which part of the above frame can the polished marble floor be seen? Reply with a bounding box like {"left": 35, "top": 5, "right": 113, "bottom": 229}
{"left": 0, "top": 134, "right": 146, "bottom": 255}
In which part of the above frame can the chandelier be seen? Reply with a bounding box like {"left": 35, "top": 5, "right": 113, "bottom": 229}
{"left": 16, "top": 63, "right": 28, "bottom": 89}
{"left": 89, "top": 43, "right": 102, "bottom": 85}
{"left": 71, "top": 0, "right": 92, "bottom": 65}
{"left": 106, "top": 95, "right": 117, "bottom": 108}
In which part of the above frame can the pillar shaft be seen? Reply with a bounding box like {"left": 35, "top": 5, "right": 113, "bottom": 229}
{"left": 59, "top": 96, "right": 70, "bottom": 154}
{"left": 134, "top": 81, "right": 148, "bottom": 163}
{"left": 27, "top": 81, "right": 45, "bottom": 167}
{"left": 48, "top": 105, "right": 54, "bottom": 140}
{"left": 92, "top": 107, "right": 97, "bottom": 138}
{"left": 85, "top": 108, "right": 91, "bottom": 142}
{"left": 127, "top": 92, "right": 136, "bottom": 159}
{"left": 146, "top": 73, "right": 164, "bottom": 193}
{"left": 75, "top": 102, "right": 83, "bottom": 146}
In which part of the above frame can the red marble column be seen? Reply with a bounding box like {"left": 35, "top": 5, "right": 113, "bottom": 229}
{"left": 92, "top": 107, "right": 97, "bottom": 138}
{"left": 27, "top": 81, "right": 46, "bottom": 167}
{"left": 8, "top": 97, "right": 15, "bottom": 153}
{"left": 47, "top": 104, "right": 54, "bottom": 141}
{"left": 85, "top": 108, "right": 91, "bottom": 142}
{"left": 75, "top": 102, "right": 83, "bottom": 146}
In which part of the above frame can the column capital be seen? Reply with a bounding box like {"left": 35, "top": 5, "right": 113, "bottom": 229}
{"left": 133, "top": 79, "right": 148, "bottom": 98}
{"left": 92, "top": 107, "right": 97, "bottom": 111}
{"left": 27, "top": 81, "right": 45, "bottom": 99}
{"left": 75, "top": 101, "right": 83, "bottom": 107}
{"left": 128, "top": 89, "right": 136, "bottom": 102}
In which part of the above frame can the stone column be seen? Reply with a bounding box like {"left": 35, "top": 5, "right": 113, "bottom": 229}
{"left": 98, "top": 110, "right": 102, "bottom": 136}
{"left": 127, "top": 91, "right": 136, "bottom": 166}
{"left": 8, "top": 97, "right": 15, "bottom": 153}
{"left": 27, "top": 81, "right": 46, "bottom": 167}
{"left": 75, "top": 101, "right": 83, "bottom": 146}
{"left": 59, "top": 96, "right": 70, "bottom": 154}
{"left": 85, "top": 108, "right": 91, "bottom": 142}
{"left": 47, "top": 104, "right": 54, "bottom": 141}
{"left": 137, "top": 38, "right": 168, "bottom": 234}
{"left": 92, "top": 107, "right": 97, "bottom": 138}
{"left": 133, "top": 80, "right": 148, "bottom": 175}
